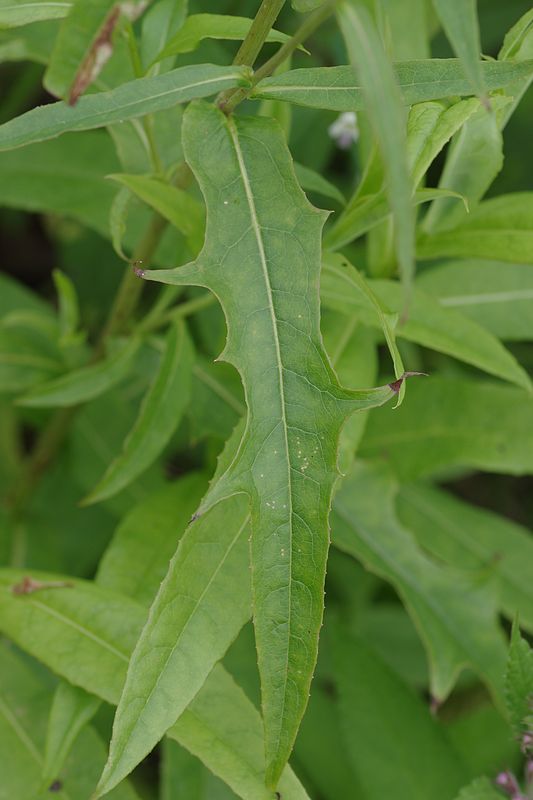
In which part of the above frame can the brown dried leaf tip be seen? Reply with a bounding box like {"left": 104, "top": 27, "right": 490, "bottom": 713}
{"left": 12, "top": 576, "right": 74, "bottom": 596}
{"left": 68, "top": 6, "right": 121, "bottom": 105}
{"left": 388, "top": 370, "right": 427, "bottom": 394}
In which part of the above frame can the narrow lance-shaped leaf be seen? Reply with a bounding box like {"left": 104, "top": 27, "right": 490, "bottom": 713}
{"left": 431, "top": 0, "right": 487, "bottom": 104}
{"left": 251, "top": 59, "right": 533, "bottom": 111}
{"left": 154, "top": 13, "right": 300, "bottom": 62}
{"left": 0, "top": 0, "right": 72, "bottom": 28}
{"left": 42, "top": 682, "right": 101, "bottom": 789}
{"left": 337, "top": 2, "right": 415, "bottom": 296}
{"left": 109, "top": 174, "right": 205, "bottom": 253}
{"left": 139, "top": 100, "right": 411, "bottom": 789}
{"left": 0, "top": 64, "right": 252, "bottom": 152}
{"left": 84, "top": 321, "right": 194, "bottom": 505}
{"left": 18, "top": 336, "right": 140, "bottom": 408}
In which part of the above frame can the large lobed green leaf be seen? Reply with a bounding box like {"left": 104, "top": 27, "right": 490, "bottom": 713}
{"left": 0, "top": 63, "right": 252, "bottom": 151}
{"left": 252, "top": 59, "right": 533, "bottom": 110}
{"left": 138, "top": 101, "right": 407, "bottom": 790}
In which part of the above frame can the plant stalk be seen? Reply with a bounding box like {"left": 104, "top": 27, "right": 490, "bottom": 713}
{"left": 222, "top": 0, "right": 337, "bottom": 115}
{"left": 217, "top": 0, "right": 287, "bottom": 111}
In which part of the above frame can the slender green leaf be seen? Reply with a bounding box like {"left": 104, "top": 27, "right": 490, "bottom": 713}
{"left": 18, "top": 336, "right": 140, "bottom": 407}
{"left": 52, "top": 269, "right": 82, "bottom": 346}
{"left": 504, "top": 622, "right": 533, "bottom": 737}
{"left": 97, "top": 495, "right": 252, "bottom": 796}
{"left": 84, "top": 323, "right": 194, "bottom": 503}
{"left": 431, "top": 0, "right": 486, "bottom": 102}
{"left": 408, "top": 97, "right": 480, "bottom": 187}
{"left": 0, "top": 0, "right": 71, "bottom": 28}
{"left": 323, "top": 255, "right": 404, "bottom": 397}
{"left": 337, "top": 2, "right": 414, "bottom": 293}
{"left": 419, "top": 192, "right": 533, "bottom": 262}
{"left": 109, "top": 173, "right": 204, "bottom": 250}
{"left": 321, "top": 259, "right": 531, "bottom": 390}
{"left": 109, "top": 184, "right": 131, "bottom": 260}
{"left": 97, "top": 473, "right": 207, "bottom": 604}
{"left": 334, "top": 627, "right": 468, "bottom": 800}
{"left": 141, "top": 100, "right": 407, "bottom": 788}
{"left": 398, "top": 483, "right": 533, "bottom": 632}
{"left": 155, "top": 13, "right": 297, "bottom": 62}
{"left": 416, "top": 260, "right": 533, "bottom": 341}
{"left": 252, "top": 59, "right": 533, "bottom": 110}
{"left": 360, "top": 377, "right": 533, "bottom": 479}
{"left": 332, "top": 462, "right": 507, "bottom": 701}
{"left": 0, "top": 64, "right": 252, "bottom": 152}
{"left": 294, "top": 161, "right": 345, "bottom": 205}
{"left": 42, "top": 682, "right": 101, "bottom": 788}
{"left": 453, "top": 778, "right": 503, "bottom": 800}
{"left": 140, "top": 0, "right": 187, "bottom": 71}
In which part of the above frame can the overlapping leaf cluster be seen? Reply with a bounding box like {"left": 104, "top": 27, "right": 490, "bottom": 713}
{"left": 0, "top": 2, "right": 532, "bottom": 800}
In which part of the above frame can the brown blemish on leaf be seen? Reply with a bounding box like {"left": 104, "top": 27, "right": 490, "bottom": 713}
{"left": 12, "top": 576, "right": 74, "bottom": 595}
{"left": 68, "top": 5, "right": 121, "bottom": 105}
{"left": 48, "top": 779, "right": 63, "bottom": 793}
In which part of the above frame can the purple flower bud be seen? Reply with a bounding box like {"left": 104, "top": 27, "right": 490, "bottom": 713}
{"left": 495, "top": 771, "right": 522, "bottom": 798}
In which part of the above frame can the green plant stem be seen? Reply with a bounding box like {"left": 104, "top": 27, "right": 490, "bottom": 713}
{"left": 222, "top": 0, "right": 337, "bottom": 115}
{"left": 95, "top": 212, "right": 168, "bottom": 355}
{"left": 217, "top": 0, "right": 286, "bottom": 111}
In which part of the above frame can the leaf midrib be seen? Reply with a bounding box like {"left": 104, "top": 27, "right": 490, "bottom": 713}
{"left": 227, "top": 116, "right": 294, "bottom": 755}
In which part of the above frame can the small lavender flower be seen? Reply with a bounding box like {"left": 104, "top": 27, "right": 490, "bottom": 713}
{"left": 495, "top": 771, "right": 524, "bottom": 799}
{"left": 328, "top": 112, "right": 359, "bottom": 149}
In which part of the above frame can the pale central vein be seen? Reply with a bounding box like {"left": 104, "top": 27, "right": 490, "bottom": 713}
{"left": 0, "top": 695, "right": 43, "bottom": 764}
{"left": 227, "top": 117, "right": 294, "bottom": 749}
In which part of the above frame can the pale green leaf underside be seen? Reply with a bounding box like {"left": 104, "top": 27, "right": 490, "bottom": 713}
{"left": 252, "top": 59, "right": 533, "bottom": 110}
{"left": 0, "top": 64, "right": 252, "bottom": 151}
{"left": 142, "top": 101, "right": 402, "bottom": 787}
{"left": 18, "top": 336, "right": 140, "bottom": 408}
{"left": 0, "top": 568, "right": 307, "bottom": 800}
